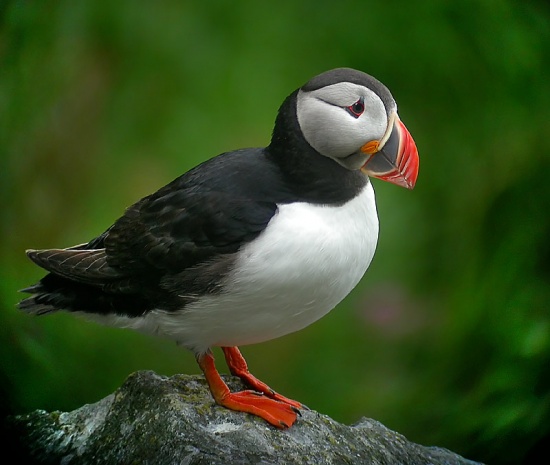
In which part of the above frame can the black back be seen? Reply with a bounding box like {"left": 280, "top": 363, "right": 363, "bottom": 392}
{"left": 19, "top": 78, "right": 368, "bottom": 318}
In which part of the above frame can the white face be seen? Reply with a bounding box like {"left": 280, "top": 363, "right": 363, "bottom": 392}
{"left": 296, "top": 82, "right": 395, "bottom": 169}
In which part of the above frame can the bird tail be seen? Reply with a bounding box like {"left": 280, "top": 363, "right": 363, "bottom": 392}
{"left": 18, "top": 246, "right": 147, "bottom": 317}
{"left": 18, "top": 281, "right": 67, "bottom": 315}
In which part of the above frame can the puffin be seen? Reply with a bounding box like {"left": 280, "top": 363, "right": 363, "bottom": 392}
{"left": 19, "top": 68, "right": 419, "bottom": 429}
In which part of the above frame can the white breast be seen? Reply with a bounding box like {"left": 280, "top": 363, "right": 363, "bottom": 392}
{"left": 96, "top": 183, "right": 379, "bottom": 354}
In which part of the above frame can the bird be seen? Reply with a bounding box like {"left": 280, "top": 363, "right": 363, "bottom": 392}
{"left": 19, "top": 68, "right": 419, "bottom": 429}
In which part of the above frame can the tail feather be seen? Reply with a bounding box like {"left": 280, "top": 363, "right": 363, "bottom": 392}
{"left": 17, "top": 296, "right": 56, "bottom": 315}
{"left": 18, "top": 270, "right": 153, "bottom": 317}
{"left": 18, "top": 282, "right": 45, "bottom": 294}
{"left": 19, "top": 242, "right": 154, "bottom": 317}
{"left": 18, "top": 275, "right": 76, "bottom": 315}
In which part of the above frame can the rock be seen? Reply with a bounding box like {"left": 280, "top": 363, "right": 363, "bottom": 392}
{"left": 6, "top": 371, "right": 482, "bottom": 465}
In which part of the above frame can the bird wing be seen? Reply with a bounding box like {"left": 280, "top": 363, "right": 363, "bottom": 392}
{"left": 105, "top": 183, "right": 278, "bottom": 276}
{"left": 25, "top": 248, "right": 117, "bottom": 284}
{"left": 27, "top": 174, "right": 278, "bottom": 294}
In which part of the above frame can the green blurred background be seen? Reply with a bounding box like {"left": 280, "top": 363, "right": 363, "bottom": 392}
{"left": 1, "top": 1, "right": 549, "bottom": 463}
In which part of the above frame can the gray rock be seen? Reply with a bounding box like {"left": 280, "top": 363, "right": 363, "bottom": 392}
{"left": 7, "top": 371, "right": 482, "bottom": 465}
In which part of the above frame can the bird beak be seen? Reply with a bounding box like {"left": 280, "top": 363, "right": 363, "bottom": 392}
{"left": 360, "top": 113, "right": 419, "bottom": 189}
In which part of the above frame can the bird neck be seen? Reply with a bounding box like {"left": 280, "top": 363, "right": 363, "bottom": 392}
{"left": 267, "top": 90, "right": 367, "bottom": 205}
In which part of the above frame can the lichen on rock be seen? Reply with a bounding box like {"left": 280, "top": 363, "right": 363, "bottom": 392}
{"left": 6, "top": 371, "right": 482, "bottom": 465}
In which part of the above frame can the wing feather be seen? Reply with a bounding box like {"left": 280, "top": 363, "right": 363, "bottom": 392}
{"left": 21, "top": 150, "right": 284, "bottom": 314}
{"left": 25, "top": 248, "right": 121, "bottom": 284}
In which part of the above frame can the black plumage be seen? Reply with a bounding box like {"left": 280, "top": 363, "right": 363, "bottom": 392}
{"left": 18, "top": 67, "right": 419, "bottom": 429}
{"left": 19, "top": 91, "right": 366, "bottom": 319}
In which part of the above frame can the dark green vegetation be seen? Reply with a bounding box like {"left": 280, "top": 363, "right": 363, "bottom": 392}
{"left": 1, "top": 1, "right": 549, "bottom": 463}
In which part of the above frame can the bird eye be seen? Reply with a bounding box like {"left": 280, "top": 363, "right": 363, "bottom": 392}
{"left": 346, "top": 99, "right": 365, "bottom": 118}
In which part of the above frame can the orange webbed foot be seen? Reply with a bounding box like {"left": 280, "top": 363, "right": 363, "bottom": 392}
{"left": 197, "top": 349, "right": 301, "bottom": 428}
{"left": 222, "top": 346, "right": 302, "bottom": 409}
{"left": 218, "top": 390, "right": 299, "bottom": 428}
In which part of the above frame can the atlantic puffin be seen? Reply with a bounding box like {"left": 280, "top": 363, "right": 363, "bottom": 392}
{"left": 19, "top": 68, "right": 419, "bottom": 428}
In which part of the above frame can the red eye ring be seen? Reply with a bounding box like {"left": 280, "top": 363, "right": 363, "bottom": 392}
{"left": 346, "top": 98, "right": 365, "bottom": 118}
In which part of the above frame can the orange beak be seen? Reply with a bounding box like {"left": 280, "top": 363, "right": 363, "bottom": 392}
{"left": 360, "top": 113, "right": 419, "bottom": 189}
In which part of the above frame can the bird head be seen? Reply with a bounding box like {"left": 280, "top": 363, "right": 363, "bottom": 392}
{"left": 296, "top": 68, "right": 419, "bottom": 189}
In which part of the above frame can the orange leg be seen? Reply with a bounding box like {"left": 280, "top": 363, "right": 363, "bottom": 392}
{"left": 222, "top": 346, "right": 302, "bottom": 409}
{"left": 197, "top": 350, "right": 299, "bottom": 428}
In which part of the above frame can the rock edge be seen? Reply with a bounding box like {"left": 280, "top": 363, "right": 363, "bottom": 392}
{"left": 6, "top": 370, "right": 482, "bottom": 465}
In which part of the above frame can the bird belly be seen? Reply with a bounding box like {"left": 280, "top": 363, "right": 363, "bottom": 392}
{"left": 103, "top": 183, "right": 379, "bottom": 353}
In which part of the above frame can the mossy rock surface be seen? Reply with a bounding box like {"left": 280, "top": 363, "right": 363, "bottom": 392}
{"left": 7, "top": 371, "right": 482, "bottom": 465}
